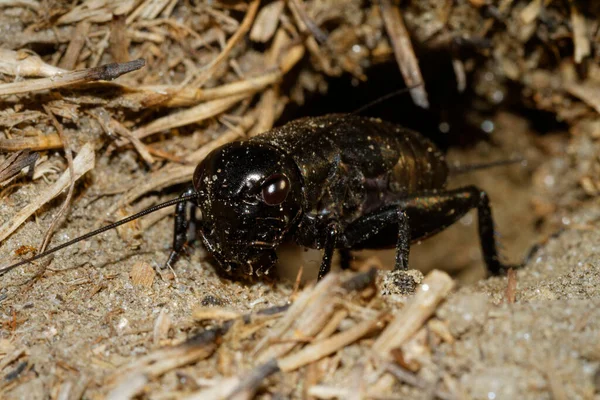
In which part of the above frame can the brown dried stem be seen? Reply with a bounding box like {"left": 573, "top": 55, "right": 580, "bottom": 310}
{"left": 0, "top": 59, "right": 145, "bottom": 97}
{"left": 38, "top": 106, "right": 75, "bottom": 253}
{"left": 379, "top": 0, "right": 428, "bottom": 108}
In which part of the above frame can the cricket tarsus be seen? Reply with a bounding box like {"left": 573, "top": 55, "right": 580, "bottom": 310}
{"left": 3, "top": 194, "right": 198, "bottom": 274}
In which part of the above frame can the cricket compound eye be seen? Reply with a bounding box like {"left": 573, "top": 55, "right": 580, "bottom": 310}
{"left": 261, "top": 174, "right": 290, "bottom": 205}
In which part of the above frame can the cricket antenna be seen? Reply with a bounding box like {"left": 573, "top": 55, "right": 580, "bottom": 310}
{"left": 1, "top": 193, "right": 199, "bottom": 274}
{"left": 449, "top": 156, "right": 525, "bottom": 175}
{"left": 351, "top": 82, "right": 425, "bottom": 115}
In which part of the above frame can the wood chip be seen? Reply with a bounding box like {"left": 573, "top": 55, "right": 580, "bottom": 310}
{"left": 38, "top": 105, "right": 75, "bottom": 253}
{"left": 129, "top": 261, "right": 155, "bottom": 288}
{"left": 250, "top": 0, "right": 284, "bottom": 43}
{"left": 254, "top": 274, "right": 341, "bottom": 363}
{"left": 566, "top": 82, "right": 600, "bottom": 114}
{"left": 520, "top": 0, "right": 542, "bottom": 24}
{"left": 0, "top": 142, "right": 95, "bottom": 244}
{"left": 0, "top": 110, "right": 47, "bottom": 128}
{"left": 372, "top": 270, "right": 454, "bottom": 357}
{"left": 570, "top": 1, "right": 590, "bottom": 64}
{"left": 153, "top": 309, "right": 171, "bottom": 345}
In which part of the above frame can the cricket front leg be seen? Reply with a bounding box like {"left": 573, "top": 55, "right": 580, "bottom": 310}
{"left": 401, "top": 185, "right": 516, "bottom": 275}
{"left": 318, "top": 222, "right": 342, "bottom": 280}
{"left": 163, "top": 186, "right": 196, "bottom": 269}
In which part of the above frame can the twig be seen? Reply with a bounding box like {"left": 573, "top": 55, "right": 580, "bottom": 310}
{"left": 188, "top": 271, "right": 379, "bottom": 399}
{"left": 58, "top": 21, "right": 91, "bottom": 70}
{"left": 253, "top": 273, "right": 341, "bottom": 362}
{"left": 0, "top": 134, "right": 62, "bottom": 151}
{"left": 373, "top": 270, "right": 454, "bottom": 357}
{"left": 87, "top": 109, "right": 155, "bottom": 166}
{"left": 379, "top": 0, "right": 429, "bottom": 108}
{"left": 0, "top": 143, "right": 95, "bottom": 245}
{"left": 0, "top": 59, "right": 145, "bottom": 97}
{"left": 137, "top": 69, "right": 281, "bottom": 108}
{"left": 39, "top": 106, "right": 75, "bottom": 253}
{"left": 307, "top": 385, "right": 404, "bottom": 399}
{"left": 0, "top": 0, "right": 40, "bottom": 12}
{"left": 504, "top": 268, "right": 517, "bottom": 304}
{"left": 249, "top": 30, "right": 287, "bottom": 136}
{"left": 278, "top": 316, "right": 381, "bottom": 372}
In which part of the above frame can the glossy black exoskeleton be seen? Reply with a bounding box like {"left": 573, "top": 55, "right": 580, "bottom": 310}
{"left": 4, "top": 114, "right": 515, "bottom": 280}
{"left": 166, "top": 114, "right": 513, "bottom": 279}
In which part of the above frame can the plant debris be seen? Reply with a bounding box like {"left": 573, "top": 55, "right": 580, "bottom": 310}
{"left": 1, "top": 0, "right": 600, "bottom": 399}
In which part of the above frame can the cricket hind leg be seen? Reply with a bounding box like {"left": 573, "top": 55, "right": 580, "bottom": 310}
{"left": 339, "top": 185, "right": 516, "bottom": 275}
{"left": 318, "top": 223, "right": 341, "bottom": 280}
{"left": 423, "top": 185, "right": 519, "bottom": 275}
{"left": 163, "top": 186, "right": 198, "bottom": 269}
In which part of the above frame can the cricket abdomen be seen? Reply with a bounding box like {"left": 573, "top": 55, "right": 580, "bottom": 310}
{"left": 251, "top": 114, "right": 448, "bottom": 225}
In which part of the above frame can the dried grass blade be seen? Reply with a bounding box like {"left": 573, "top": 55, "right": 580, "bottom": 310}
{"left": 0, "top": 143, "right": 95, "bottom": 244}
{"left": 130, "top": 93, "right": 248, "bottom": 141}
{"left": 379, "top": 0, "right": 428, "bottom": 108}
{"left": 0, "top": 49, "right": 66, "bottom": 77}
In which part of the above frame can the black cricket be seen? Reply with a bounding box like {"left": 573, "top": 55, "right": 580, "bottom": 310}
{"left": 5, "top": 114, "right": 516, "bottom": 279}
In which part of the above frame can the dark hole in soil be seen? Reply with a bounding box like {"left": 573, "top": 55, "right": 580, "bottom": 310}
{"left": 277, "top": 57, "right": 568, "bottom": 150}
